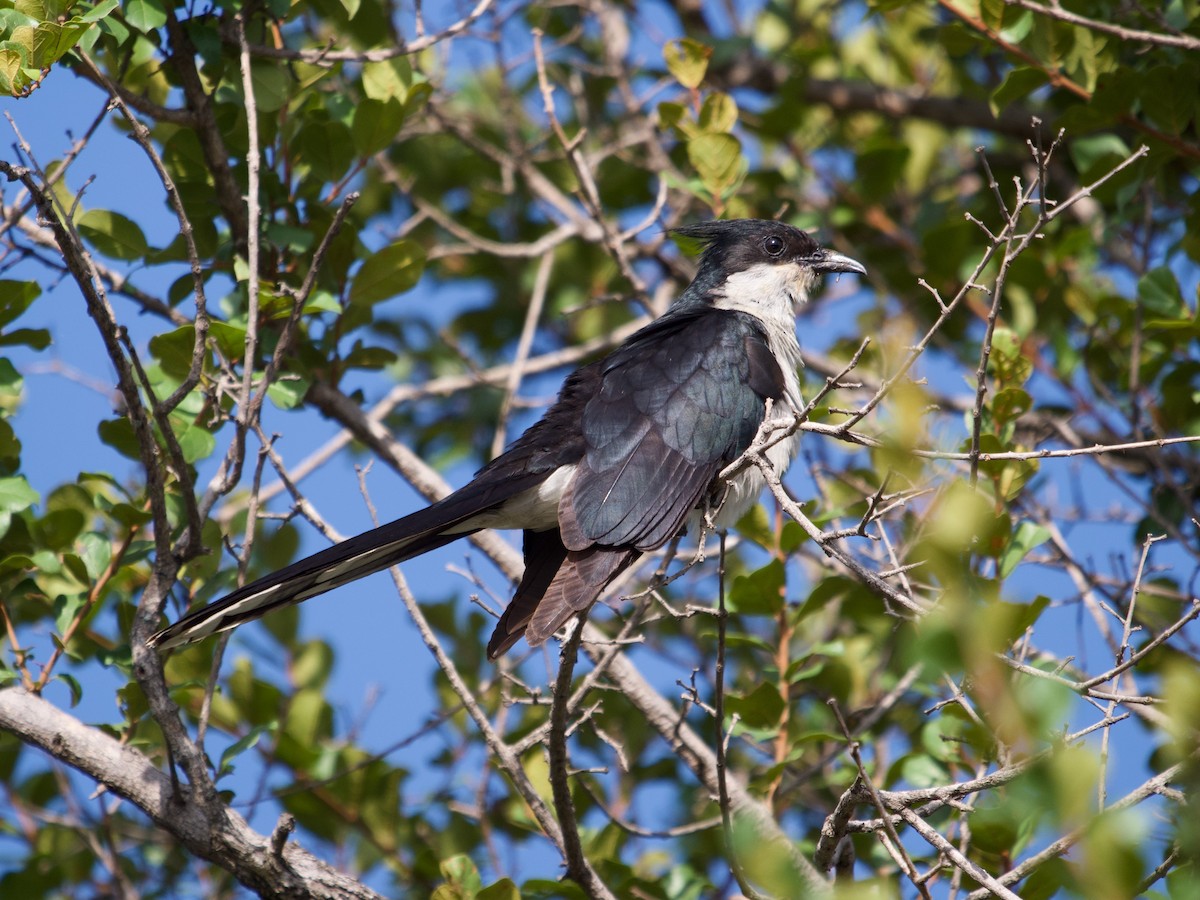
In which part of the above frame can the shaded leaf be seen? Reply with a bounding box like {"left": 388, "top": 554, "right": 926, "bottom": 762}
{"left": 991, "top": 67, "right": 1047, "bottom": 116}
{"left": 77, "top": 209, "right": 148, "bottom": 260}
{"left": 351, "top": 98, "right": 406, "bottom": 156}
{"left": 218, "top": 724, "right": 274, "bottom": 778}
{"left": 725, "top": 681, "right": 785, "bottom": 730}
{"left": 729, "top": 559, "right": 784, "bottom": 616}
{"left": 349, "top": 240, "right": 426, "bottom": 307}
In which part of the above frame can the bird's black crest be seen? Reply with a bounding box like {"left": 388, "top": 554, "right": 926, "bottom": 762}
{"left": 670, "top": 219, "right": 823, "bottom": 306}
{"left": 673, "top": 219, "right": 821, "bottom": 270}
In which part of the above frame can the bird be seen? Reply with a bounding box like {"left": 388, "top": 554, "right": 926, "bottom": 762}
{"left": 148, "top": 219, "right": 865, "bottom": 659}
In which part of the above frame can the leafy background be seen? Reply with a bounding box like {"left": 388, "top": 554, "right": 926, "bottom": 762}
{"left": 0, "top": 0, "right": 1197, "bottom": 897}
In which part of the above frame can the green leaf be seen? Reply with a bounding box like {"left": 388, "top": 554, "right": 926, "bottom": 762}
{"left": 57, "top": 672, "right": 82, "bottom": 708}
{"left": 988, "top": 328, "right": 1032, "bottom": 388}
{"left": 77, "top": 209, "right": 148, "bottom": 260}
{"left": 97, "top": 418, "right": 142, "bottom": 461}
{"left": 209, "top": 321, "right": 250, "bottom": 361}
{"left": 990, "top": 67, "right": 1047, "bottom": 117}
{"left": 402, "top": 80, "right": 432, "bottom": 119}
{"left": 78, "top": 0, "right": 121, "bottom": 24}
{"left": 351, "top": 98, "right": 406, "bottom": 156}
{"left": 77, "top": 532, "right": 112, "bottom": 581}
{"left": 283, "top": 687, "right": 331, "bottom": 746}
{"left": 663, "top": 38, "right": 711, "bottom": 89}
{"left": 0, "top": 476, "right": 38, "bottom": 513}
{"left": 108, "top": 501, "right": 152, "bottom": 526}
{"left": 1138, "top": 267, "right": 1185, "bottom": 319}
{"left": 725, "top": 681, "right": 785, "bottom": 730}
{"left": 0, "top": 280, "right": 40, "bottom": 328}
{"left": 1141, "top": 64, "right": 1197, "bottom": 135}
{"left": 979, "top": 0, "right": 1005, "bottom": 31}
{"left": 39, "top": 508, "right": 84, "bottom": 550}
{"left": 797, "top": 577, "right": 852, "bottom": 620}
{"left": 0, "top": 554, "right": 34, "bottom": 575}
{"left": 5, "top": 3, "right": 39, "bottom": 23}
{"left": 149, "top": 321, "right": 247, "bottom": 377}
{"left": 54, "top": 592, "right": 86, "bottom": 635}
{"left": 296, "top": 120, "right": 354, "bottom": 181}
{"left": 266, "top": 375, "right": 310, "bottom": 410}
{"left": 123, "top": 0, "right": 166, "bottom": 32}
{"left": 1066, "top": 24, "right": 1101, "bottom": 93}
{"left": 361, "top": 58, "right": 411, "bottom": 102}
{"left": 687, "top": 132, "right": 742, "bottom": 196}
{"left": 476, "top": 879, "right": 521, "bottom": 900}
{"left": 290, "top": 641, "right": 332, "bottom": 689}
{"left": 0, "top": 420, "right": 21, "bottom": 463}
{"left": 301, "top": 290, "right": 340, "bottom": 315}
{"left": 264, "top": 223, "right": 314, "bottom": 255}
{"left": 249, "top": 62, "right": 290, "bottom": 113}
{"left": 990, "top": 387, "right": 1031, "bottom": 431}
{"left": 0, "top": 45, "right": 27, "bottom": 96}
{"left": 148, "top": 326, "right": 200, "bottom": 378}
{"left": 698, "top": 91, "right": 737, "bottom": 133}
{"left": 349, "top": 240, "right": 426, "bottom": 307}
{"left": 31, "top": 20, "right": 89, "bottom": 67}
{"left": 998, "top": 9, "right": 1033, "bottom": 43}
{"left": 217, "top": 724, "right": 273, "bottom": 778}
{"left": 657, "top": 100, "right": 687, "bottom": 135}
{"left": 896, "top": 752, "right": 950, "bottom": 789}
{"left": 175, "top": 422, "right": 215, "bottom": 464}
{"left": 989, "top": 595, "right": 1051, "bottom": 649}
{"left": 436, "top": 854, "right": 483, "bottom": 897}
{"left": 998, "top": 521, "right": 1050, "bottom": 578}
{"left": 1069, "top": 133, "right": 1131, "bottom": 175}
{"left": 729, "top": 558, "right": 784, "bottom": 616}
{"left": 0, "top": 328, "right": 49, "bottom": 350}
{"left": 343, "top": 343, "right": 397, "bottom": 370}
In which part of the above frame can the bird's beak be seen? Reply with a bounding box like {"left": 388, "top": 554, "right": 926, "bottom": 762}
{"left": 810, "top": 249, "right": 866, "bottom": 276}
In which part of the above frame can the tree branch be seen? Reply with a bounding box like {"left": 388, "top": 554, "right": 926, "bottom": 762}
{"left": 0, "top": 688, "right": 384, "bottom": 900}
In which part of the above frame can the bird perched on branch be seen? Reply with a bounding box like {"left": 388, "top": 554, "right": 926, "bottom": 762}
{"left": 148, "top": 219, "right": 865, "bottom": 659}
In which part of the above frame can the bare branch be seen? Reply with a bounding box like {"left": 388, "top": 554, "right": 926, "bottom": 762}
{"left": 0, "top": 689, "right": 384, "bottom": 899}
{"left": 1005, "top": 0, "right": 1200, "bottom": 50}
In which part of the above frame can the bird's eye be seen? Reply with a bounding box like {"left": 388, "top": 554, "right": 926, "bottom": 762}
{"left": 763, "top": 235, "right": 786, "bottom": 257}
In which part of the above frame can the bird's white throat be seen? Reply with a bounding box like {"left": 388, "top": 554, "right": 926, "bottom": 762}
{"left": 712, "top": 260, "right": 808, "bottom": 411}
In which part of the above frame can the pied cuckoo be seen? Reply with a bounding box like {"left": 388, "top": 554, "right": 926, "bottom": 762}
{"left": 148, "top": 219, "right": 865, "bottom": 659}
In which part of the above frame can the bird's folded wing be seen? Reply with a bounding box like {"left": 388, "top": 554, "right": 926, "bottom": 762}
{"left": 561, "top": 308, "right": 785, "bottom": 553}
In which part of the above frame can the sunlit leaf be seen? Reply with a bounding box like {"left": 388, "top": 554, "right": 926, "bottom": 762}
{"left": 663, "top": 38, "right": 710, "bottom": 89}
{"left": 998, "top": 522, "right": 1050, "bottom": 578}
{"left": 123, "top": 0, "right": 166, "bottom": 31}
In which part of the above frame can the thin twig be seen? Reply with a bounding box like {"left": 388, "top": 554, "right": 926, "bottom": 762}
{"left": 712, "top": 532, "right": 770, "bottom": 900}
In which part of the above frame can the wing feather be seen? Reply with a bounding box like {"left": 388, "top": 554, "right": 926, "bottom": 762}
{"left": 490, "top": 308, "right": 788, "bottom": 655}
{"left": 561, "top": 309, "right": 783, "bottom": 553}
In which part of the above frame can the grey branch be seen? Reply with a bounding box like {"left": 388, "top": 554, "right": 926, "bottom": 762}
{"left": 0, "top": 688, "right": 384, "bottom": 900}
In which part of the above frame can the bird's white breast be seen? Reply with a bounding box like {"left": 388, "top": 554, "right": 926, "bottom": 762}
{"left": 706, "top": 260, "right": 809, "bottom": 528}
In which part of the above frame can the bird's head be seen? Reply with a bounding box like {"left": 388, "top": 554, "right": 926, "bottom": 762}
{"left": 672, "top": 218, "right": 865, "bottom": 316}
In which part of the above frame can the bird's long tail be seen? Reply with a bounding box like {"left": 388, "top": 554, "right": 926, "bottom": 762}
{"left": 147, "top": 473, "right": 544, "bottom": 651}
